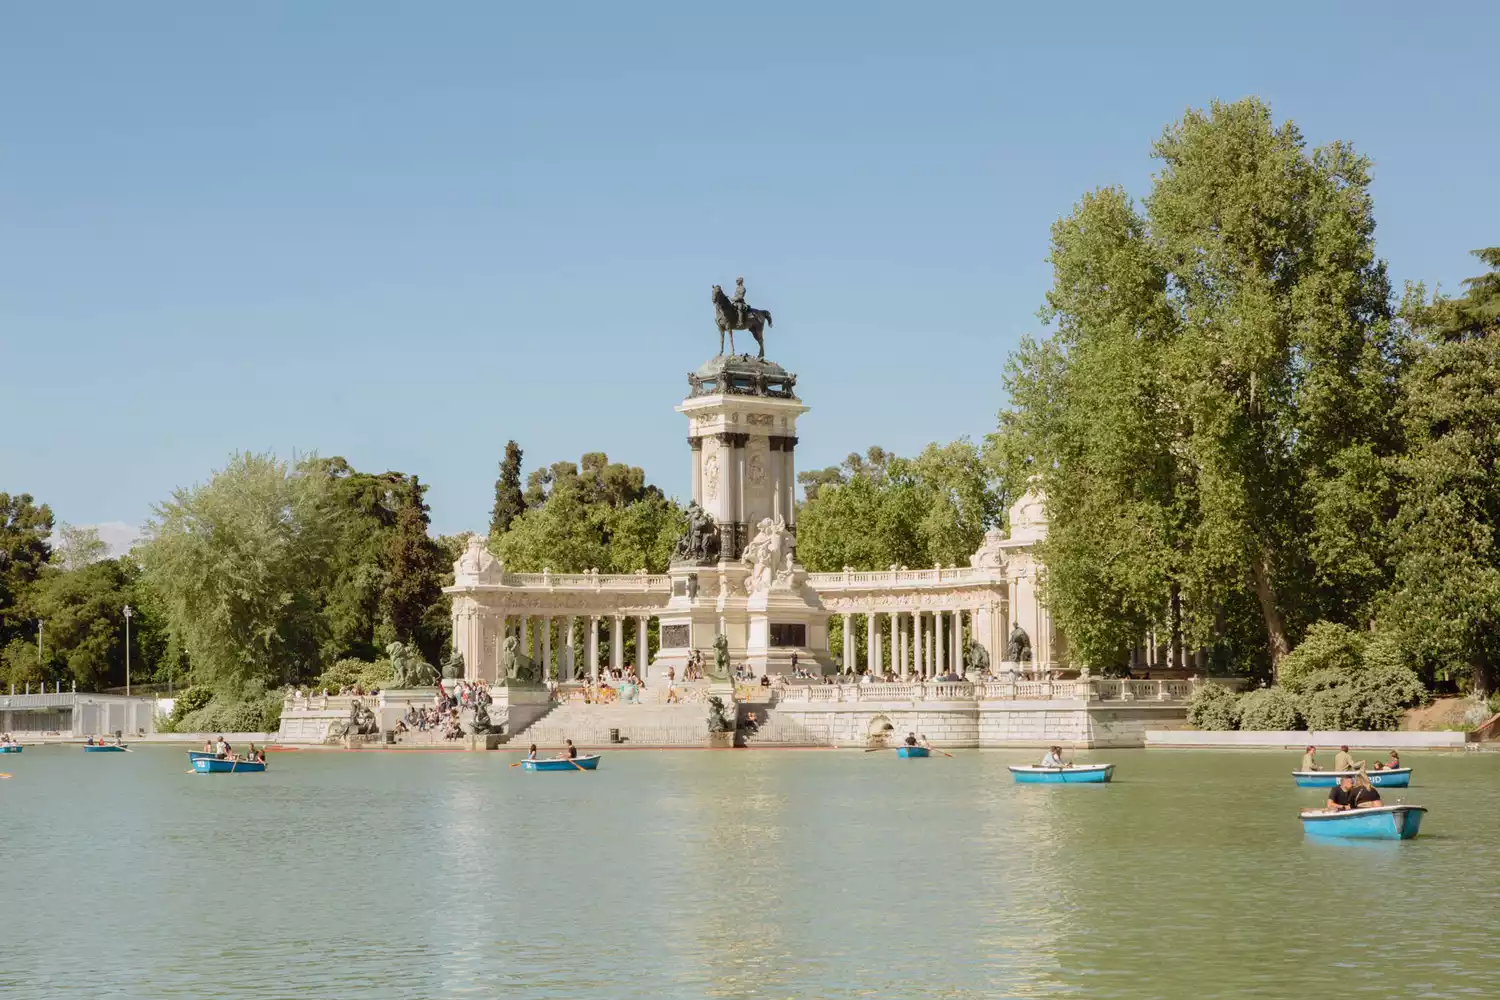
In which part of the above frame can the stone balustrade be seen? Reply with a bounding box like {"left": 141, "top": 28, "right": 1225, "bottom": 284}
{"left": 776, "top": 677, "right": 1245, "bottom": 705}
{"left": 804, "top": 565, "right": 1001, "bottom": 589}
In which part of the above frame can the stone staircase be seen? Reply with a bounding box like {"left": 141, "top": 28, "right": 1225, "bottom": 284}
{"left": 512, "top": 702, "right": 710, "bottom": 748}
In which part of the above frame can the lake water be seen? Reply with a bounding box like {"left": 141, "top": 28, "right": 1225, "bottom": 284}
{"left": 2, "top": 746, "right": 1496, "bottom": 999}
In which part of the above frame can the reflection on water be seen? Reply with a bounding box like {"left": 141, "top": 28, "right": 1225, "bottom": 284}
{"left": 1, "top": 746, "right": 1496, "bottom": 999}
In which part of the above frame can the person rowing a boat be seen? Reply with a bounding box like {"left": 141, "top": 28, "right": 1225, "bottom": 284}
{"left": 1333, "top": 745, "right": 1365, "bottom": 772}
{"left": 562, "top": 739, "right": 578, "bottom": 761}
{"left": 1300, "top": 745, "right": 1320, "bottom": 771}
{"left": 526, "top": 744, "right": 538, "bottom": 761}
{"left": 917, "top": 734, "right": 932, "bottom": 750}
{"left": 1387, "top": 750, "right": 1401, "bottom": 771}
{"left": 903, "top": 732, "right": 919, "bottom": 747}
{"left": 1325, "top": 773, "right": 1382, "bottom": 811}
{"left": 1039, "top": 746, "right": 1066, "bottom": 767}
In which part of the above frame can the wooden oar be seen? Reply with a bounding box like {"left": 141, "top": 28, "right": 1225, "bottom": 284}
{"left": 0, "top": 772, "right": 12, "bottom": 779}
{"left": 929, "top": 746, "right": 954, "bottom": 758}
{"left": 569, "top": 758, "right": 586, "bottom": 771}
{"left": 863, "top": 746, "right": 895, "bottom": 753}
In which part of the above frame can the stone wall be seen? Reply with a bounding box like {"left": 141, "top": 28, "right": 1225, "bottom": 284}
{"left": 766, "top": 700, "right": 1191, "bottom": 748}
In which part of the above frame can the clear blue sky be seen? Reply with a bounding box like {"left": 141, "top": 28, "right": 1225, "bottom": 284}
{"left": 4, "top": 2, "right": 1496, "bottom": 541}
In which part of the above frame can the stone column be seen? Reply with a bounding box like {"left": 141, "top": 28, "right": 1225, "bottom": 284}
{"left": 564, "top": 616, "right": 577, "bottom": 681}
{"left": 785, "top": 437, "right": 798, "bottom": 526}
{"left": 588, "top": 616, "right": 600, "bottom": 683}
{"left": 519, "top": 615, "right": 530, "bottom": 662}
{"left": 770, "top": 437, "right": 784, "bottom": 522}
{"left": 935, "top": 611, "right": 947, "bottom": 675}
{"left": 611, "top": 615, "right": 624, "bottom": 674}
{"left": 896, "top": 613, "right": 907, "bottom": 679}
{"left": 913, "top": 612, "right": 923, "bottom": 678}
{"left": 636, "top": 615, "right": 648, "bottom": 677}
{"left": 541, "top": 616, "right": 553, "bottom": 682}
{"left": 952, "top": 609, "right": 963, "bottom": 672}
{"left": 841, "top": 613, "right": 854, "bottom": 673}
{"left": 690, "top": 436, "right": 703, "bottom": 506}
{"left": 865, "top": 612, "right": 877, "bottom": 676}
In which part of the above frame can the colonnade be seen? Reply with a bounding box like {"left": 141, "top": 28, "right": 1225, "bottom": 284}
{"left": 488, "top": 612, "right": 654, "bottom": 683}
{"left": 835, "top": 608, "right": 978, "bottom": 679}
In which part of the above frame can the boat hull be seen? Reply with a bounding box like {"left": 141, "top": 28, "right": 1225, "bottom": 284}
{"left": 83, "top": 745, "right": 127, "bottom": 753}
{"left": 896, "top": 746, "right": 931, "bottom": 758}
{"left": 1293, "top": 768, "right": 1410, "bottom": 788}
{"left": 1301, "top": 804, "right": 1425, "bottom": 840}
{"left": 522, "top": 755, "right": 601, "bottom": 771}
{"left": 1009, "top": 764, "right": 1114, "bottom": 784}
{"left": 191, "top": 757, "right": 266, "bottom": 773}
{"left": 0, "top": 744, "right": 21, "bottom": 754}
{"left": 188, "top": 751, "right": 221, "bottom": 761}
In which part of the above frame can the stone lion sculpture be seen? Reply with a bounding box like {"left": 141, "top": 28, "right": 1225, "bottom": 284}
{"left": 501, "top": 635, "right": 542, "bottom": 685}
{"left": 387, "top": 641, "right": 439, "bottom": 688}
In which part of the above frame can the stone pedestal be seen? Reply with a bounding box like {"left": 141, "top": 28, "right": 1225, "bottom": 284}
{"left": 744, "top": 566, "right": 833, "bottom": 676}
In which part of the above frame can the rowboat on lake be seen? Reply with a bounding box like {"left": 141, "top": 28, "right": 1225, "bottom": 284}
{"left": 1008, "top": 763, "right": 1114, "bottom": 784}
{"left": 1293, "top": 767, "right": 1411, "bottom": 788}
{"left": 191, "top": 757, "right": 266, "bottom": 774}
{"left": 0, "top": 744, "right": 22, "bottom": 754}
{"left": 521, "top": 755, "right": 601, "bottom": 771}
{"left": 896, "top": 746, "right": 930, "bottom": 759}
{"left": 1300, "top": 804, "right": 1426, "bottom": 840}
{"left": 82, "top": 744, "right": 128, "bottom": 753}
{"left": 187, "top": 751, "right": 220, "bottom": 761}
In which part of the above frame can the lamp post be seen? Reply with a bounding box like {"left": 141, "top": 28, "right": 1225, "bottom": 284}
{"left": 123, "top": 605, "right": 133, "bottom": 696}
{"left": 38, "top": 620, "right": 44, "bottom": 666}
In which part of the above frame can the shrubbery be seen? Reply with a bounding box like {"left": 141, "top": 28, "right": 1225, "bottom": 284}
{"left": 1237, "top": 687, "right": 1302, "bottom": 730}
{"left": 314, "top": 657, "right": 393, "bottom": 693}
{"left": 1187, "top": 683, "right": 1241, "bottom": 730}
{"left": 157, "top": 682, "right": 283, "bottom": 735}
{"left": 1187, "top": 622, "right": 1428, "bottom": 731}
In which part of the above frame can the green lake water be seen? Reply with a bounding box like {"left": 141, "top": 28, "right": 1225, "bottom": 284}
{"left": 2, "top": 746, "right": 1496, "bottom": 999}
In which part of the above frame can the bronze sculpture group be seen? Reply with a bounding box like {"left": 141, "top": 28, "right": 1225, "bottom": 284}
{"left": 712, "top": 277, "right": 773, "bottom": 359}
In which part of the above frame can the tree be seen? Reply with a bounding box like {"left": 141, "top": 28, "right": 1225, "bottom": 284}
{"left": 29, "top": 557, "right": 154, "bottom": 690}
{"left": 52, "top": 523, "right": 109, "bottom": 572}
{"left": 138, "top": 453, "right": 337, "bottom": 692}
{"left": 0, "top": 493, "right": 54, "bottom": 646}
{"left": 490, "top": 441, "right": 525, "bottom": 537}
{"left": 993, "top": 99, "right": 1401, "bottom": 675}
{"left": 1381, "top": 250, "right": 1500, "bottom": 691}
{"left": 382, "top": 475, "right": 445, "bottom": 662}
{"left": 796, "top": 442, "right": 1002, "bottom": 572}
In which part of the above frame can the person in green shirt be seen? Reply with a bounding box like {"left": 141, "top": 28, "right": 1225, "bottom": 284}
{"left": 1333, "top": 745, "right": 1365, "bottom": 772}
{"left": 1300, "top": 745, "right": 1320, "bottom": 771}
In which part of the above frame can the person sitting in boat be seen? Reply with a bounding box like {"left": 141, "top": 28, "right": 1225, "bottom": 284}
{"left": 1333, "top": 745, "right": 1365, "bottom": 772}
{"left": 904, "top": 732, "right": 919, "bottom": 747}
{"left": 918, "top": 734, "right": 932, "bottom": 749}
{"left": 202, "top": 738, "right": 215, "bottom": 755}
{"left": 1299, "top": 745, "right": 1319, "bottom": 771}
{"left": 1371, "top": 761, "right": 1384, "bottom": 770}
{"left": 1326, "top": 773, "right": 1383, "bottom": 811}
{"left": 526, "top": 744, "right": 538, "bottom": 760}
{"left": 1387, "top": 750, "right": 1401, "bottom": 770}
{"left": 85, "top": 735, "right": 96, "bottom": 746}
{"left": 1039, "top": 746, "right": 1066, "bottom": 767}
{"left": 563, "top": 739, "right": 578, "bottom": 760}
{"left": 251, "top": 746, "right": 266, "bottom": 764}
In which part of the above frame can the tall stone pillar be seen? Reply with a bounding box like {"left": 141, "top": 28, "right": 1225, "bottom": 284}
{"left": 896, "top": 613, "right": 906, "bottom": 679}
{"left": 636, "top": 616, "right": 648, "bottom": 677}
{"left": 564, "top": 616, "right": 577, "bottom": 681}
{"left": 785, "top": 437, "right": 798, "bottom": 527}
{"left": 842, "top": 613, "right": 854, "bottom": 672}
{"left": 690, "top": 436, "right": 704, "bottom": 506}
{"left": 519, "top": 615, "right": 529, "bottom": 660}
{"left": 935, "top": 611, "right": 947, "bottom": 675}
{"left": 913, "top": 612, "right": 924, "bottom": 678}
{"left": 611, "top": 615, "right": 624, "bottom": 674}
{"left": 952, "top": 610, "right": 963, "bottom": 672}
{"left": 587, "top": 616, "right": 600, "bottom": 682}
{"left": 541, "top": 616, "right": 553, "bottom": 682}
{"left": 865, "top": 612, "right": 877, "bottom": 676}
{"left": 770, "top": 437, "right": 784, "bottom": 522}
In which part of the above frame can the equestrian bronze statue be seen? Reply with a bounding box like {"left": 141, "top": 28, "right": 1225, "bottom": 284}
{"left": 712, "top": 279, "right": 773, "bottom": 359}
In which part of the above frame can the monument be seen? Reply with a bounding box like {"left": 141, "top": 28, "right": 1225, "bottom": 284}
{"left": 652, "top": 279, "right": 834, "bottom": 678}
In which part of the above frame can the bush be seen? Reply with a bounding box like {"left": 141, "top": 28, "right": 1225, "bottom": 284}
{"left": 1276, "top": 622, "right": 1428, "bottom": 730}
{"left": 315, "top": 657, "right": 393, "bottom": 693}
{"left": 1278, "top": 622, "right": 1365, "bottom": 696}
{"left": 1237, "top": 687, "right": 1302, "bottom": 730}
{"left": 1187, "top": 683, "right": 1240, "bottom": 730}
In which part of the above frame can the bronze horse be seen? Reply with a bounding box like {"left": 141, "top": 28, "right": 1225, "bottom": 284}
{"left": 712, "top": 285, "right": 773, "bottom": 359}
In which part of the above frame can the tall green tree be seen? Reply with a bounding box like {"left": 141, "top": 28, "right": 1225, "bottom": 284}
{"left": 1381, "top": 250, "right": 1500, "bottom": 691}
{"left": 138, "top": 453, "right": 337, "bottom": 692}
{"left": 52, "top": 523, "right": 109, "bottom": 572}
{"left": 994, "top": 98, "right": 1401, "bottom": 675}
{"left": 796, "top": 442, "right": 1002, "bottom": 572}
{"left": 29, "top": 557, "right": 161, "bottom": 691}
{"left": 490, "top": 441, "right": 525, "bottom": 537}
{"left": 382, "top": 475, "right": 445, "bottom": 662}
{"left": 0, "top": 492, "right": 54, "bottom": 646}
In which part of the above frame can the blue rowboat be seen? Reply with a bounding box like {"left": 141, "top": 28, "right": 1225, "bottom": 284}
{"left": 1008, "top": 763, "right": 1114, "bottom": 784}
{"left": 191, "top": 757, "right": 265, "bottom": 774}
{"left": 521, "top": 755, "right": 601, "bottom": 771}
{"left": 188, "top": 751, "right": 221, "bottom": 761}
{"left": 1301, "top": 804, "right": 1426, "bottom": 840}
{"left": 83, "top": 744, "right": 128, "bottom": 753}
{"left": 0, "top": 744, "right": 22, "bottom": 754}
{"left": 896, "top": 746, "right": 930, "bottom": 758}
{"left": 1293, "top": 767, "right": 1411, "bottom": 788}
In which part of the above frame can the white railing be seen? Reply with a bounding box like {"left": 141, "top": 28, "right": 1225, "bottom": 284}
{"left": 805, "top": 566, "right": 1002, "bottom": 589}
{"left": 773, "top": 676, "right": 1243, "bottom": 705}
{"left": 496, "top": 570, "right": 671, "bottom": 592}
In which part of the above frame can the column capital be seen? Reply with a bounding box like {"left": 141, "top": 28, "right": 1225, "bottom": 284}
{"left": 688, "top": 436, "right": 703, "bottom": 450}
{"left": 715, "top": 431, "right": 750, "bottom": 447}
